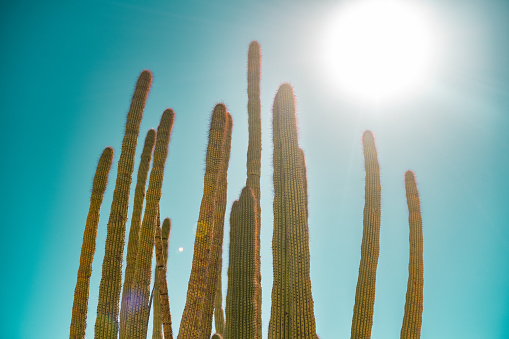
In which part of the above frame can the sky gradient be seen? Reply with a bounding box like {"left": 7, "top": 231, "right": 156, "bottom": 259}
{"left": 1, "top": 0, "right": 508, "bottom": 338}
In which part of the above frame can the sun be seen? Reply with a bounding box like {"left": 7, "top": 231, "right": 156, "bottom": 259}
{"left": 319, "top": 0, "right": 437, "bottom": 103}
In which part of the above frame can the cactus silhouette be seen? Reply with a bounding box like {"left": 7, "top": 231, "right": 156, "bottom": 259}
{"left": 69, "top": 147, "right": 114, "bottom": 339}
{"left": 225, "top": 186, "right": 260, "bottom": 339}
{"left": 119, "top": 128, "right": 157, "bottom": 339}
{"left": 351, "top": 130, "right": 381, "bottom": 339}
{"left": 153, "top": 217, "right": 171, "bottom": 339}
{"left": 268, "top": 84, "right": 317, "bottom": 338}
{"left": 94, "top": 70, "right": 152, "bottom": 338}
{"left": 201, "top": 113, "right": 233, "bottom": 339}
{"left": 400, "top": 171, "right": 424, "bottom": 339}
{"left": 178, "top": 104, "right": 230, "bottom": 339}
{"left": 125, "top": 108, "right": 175, "bottom": 338}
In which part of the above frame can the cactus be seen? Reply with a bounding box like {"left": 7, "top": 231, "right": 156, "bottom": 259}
{"left": 153, "top": 217, "right": 171, "bottom": 339}
{"left": 94, "top": 70, "right": 152, "bottom": 338}
{"left": 69, "top": 147, "right": 114, "bottom": 339}
{"left": 225, "top": 186, "right": 260, "bottom": 339}
{"left": 201, "top": 114, "right": 233, "bottom": 339}
{"left": 125, "top": 108, "right": 175, "bottom": 338}
{"left": 213, "top": 255, "right": 226, "bottom": 337}
{"left": 400, "top": 171, "right": 424, "bottom": 339}
{"left": 268, "top": 84, "right": 317, "bottom": 338}
{"left": 350, "top": 130, "right": 381, "bottom": 339}
{"left": 245, "top": 40, "right": 263, "bottom": 338}
{"left": 211, "top": 334, "right": 223, "bottom": 339}
{"left": 119, "top": 129, "right": 157, "bottom": 339}
{"left": 178, "top": 104, "right": 230, "bottom": 339}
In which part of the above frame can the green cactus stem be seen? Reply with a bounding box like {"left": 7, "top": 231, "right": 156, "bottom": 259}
{"left": 153, "top": 217, "right": 171, "bottom": 339}
{"left": 350, "top": 130, "right": 381, "bottom": 339}
{"left": 95, "top": 70, "right": 152, "bottom": 339}
{"left": 69, "top": 147, "right": 114, "bottom": 339}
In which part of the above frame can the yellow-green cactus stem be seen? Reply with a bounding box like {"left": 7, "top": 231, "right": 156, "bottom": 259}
{"left": 350, "top": 130, "right": 381, "bottom": 339}
{"left": 400, "top": 171, "right": 424, "bottom": 339}
{"left": 119, "top": 128, "right": 157, "bottom": 339}
{"left": 245, "top": 40, "right": 262, "bottom": 339}
{"left": 154, "top": 220, "right": 174, "bottom": 339}
{"left": 178, "top": 104, "right": 229, "bottom": 339}
{"left": 269, "top": 84, "right": 317, "bottom": 338}
{"left": 70, "top": 147, "right": 114, "bottom": 339}
{"left": 126, "top": 109, "right": 175, "bottom": 338}
{"left": 95, "top": 70, "right": 152, "bottom": 338}
{"left": 225, "top": 186, "right": 260, "bottom": 339}
{"left": 213, "top": 256, "right": 226, "bottom": 338}
{"left": 153, "top": 217, "right": 171, "bottom": 339}
{"left": 201, "top": 113, "right": 232, "bottom": 339}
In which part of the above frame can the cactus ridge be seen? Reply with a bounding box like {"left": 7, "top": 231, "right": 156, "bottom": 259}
{"left": 269, "top": 84, "right": 316, "bottom": 338}
{"left": 201, "top": 113, "right": 233, "bottom": 339}
{"left": 70, "top": 147, "right": 114, "bottom": 339}
{"left": 95, "top": 70, "right": 152, "bottom": 339}
{"left": 125, "top": 108, "right": 175, "bottom": 339}
{"left": 350, "top": 130, "right": 381, "bottom": 339}
{"left": 178, "top": 104, "right": 229, "bottom": 339}
{"left": 119, "top": 128, "right": 157, "bottom": 339}
{"left": 400, "top": 171, "right": 424, "bottom": 339}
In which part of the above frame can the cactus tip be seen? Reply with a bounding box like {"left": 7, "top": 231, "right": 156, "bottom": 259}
{"left": 405, "top": 170, "right": 416, "bottom": 182}
{"left": 362, "top": 130, "right": 374, "bottom": 142}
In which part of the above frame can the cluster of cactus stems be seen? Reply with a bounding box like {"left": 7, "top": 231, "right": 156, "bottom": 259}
{"left": 70, "top": 41, "right": 425, "bottom": 339}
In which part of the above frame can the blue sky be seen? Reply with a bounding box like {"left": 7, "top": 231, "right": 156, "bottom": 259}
{"left": 1, "top": 0, "right": 508, "bottom": 338}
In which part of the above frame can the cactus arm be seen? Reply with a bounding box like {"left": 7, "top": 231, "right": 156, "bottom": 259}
{"left": 155, "top": 220, "right": 174, "bottom": 339}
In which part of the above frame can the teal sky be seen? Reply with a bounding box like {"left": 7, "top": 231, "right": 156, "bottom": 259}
{"left": 1, "top": 0, "right": 508, "bottom": 338}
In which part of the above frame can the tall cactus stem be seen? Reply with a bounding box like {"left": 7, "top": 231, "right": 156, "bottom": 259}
{"left": 400, "top": 171, "right": 424, "bottom": 339}
{"left": 153, "top": 217, "right": 171, "bottom": 339}
{"left": 70, "top": 147, "right": 114, "bottom": 339}
{"left": 350, "top": 130, "right": 381, "bottom": 339}
{"left": 95, "top": 70, "right": 152, "bottom": 339}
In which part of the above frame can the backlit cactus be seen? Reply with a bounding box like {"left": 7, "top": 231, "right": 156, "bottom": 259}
{"left": 225, "top": 186, "right": 260, "bottom": 339}
{"left": 70, "top": 147, "right": 113, "bottom": 339}
{"left": 119, "top": 128, "right": 157, "bottom": 339}
{"left": 201, "top": 114, "right": 233, "bottom": 339}
{"left": 350, "top": 130, "right": 381, "bottom": 339}
{"left": 178, "top": 104, "right": 230, "bottom": 339}
{"left": 269, "top": 84, "right": 317, "bottom": 338}
{"left": 153, "top": 217, "right": 171, "bottom": 339}
{"left": 400, "top": 171, "right": 424, "bottom": 339}
{"left": 95, "top": 70, "right": 152, "bottom": 338}
{"left": 125, "top": 108, "right": 175, "bottom": 338}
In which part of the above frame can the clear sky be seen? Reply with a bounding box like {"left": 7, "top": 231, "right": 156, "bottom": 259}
{"left": 1, "top": 0, "right": 508, "bottom": 338}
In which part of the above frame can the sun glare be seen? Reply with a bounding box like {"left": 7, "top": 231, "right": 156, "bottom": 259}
{"left": 319, "top": 0, "right": 437, "bottom": 103}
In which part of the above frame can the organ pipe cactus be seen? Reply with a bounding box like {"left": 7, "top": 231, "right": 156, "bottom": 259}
{"left": 95, "top": 70, "right": 152, "bottom": 338}
{"left": 225, "top": 186, "right": 260, "bottom": 339}
{"left": 213, "top": 256, "right": 226, "bottom": 337}
{"left": 153, "top": 218, "right": 171, "bottom": 339}
{"left": 350, "top": 130, "right": 381, "bottom": 339}
{"left": 268, "top": 84, "right": 317, "bottom": 338}
{"left": 400, "top": 171, "right": 424, "bottom": 339}
{"left": 119, "top": 128, "right": 157, "bottom": 339}
{"left": 126, "top": 108, "right": 175, "bottom": 338}
{"left": 178, "top": 104, "right": 230, "bottom": 339}
{"left": 69, "top": 147, "right": 114, "bottom": 339}
{"left": 201, "top": 114, "right": 233, "bottom": 339}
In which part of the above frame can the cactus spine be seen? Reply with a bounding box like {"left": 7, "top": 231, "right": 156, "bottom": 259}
{"left": 119, "top": 129, "right": 157, "bottom": 339}
{"left": 225, "top": 186, "right": 260, "bottom": 339}
{"left": 70, "top": 147, "right": 114, "bottom": 339}
{"left": 268, "top": 84, "right": 317, "bottom": 338}
{"left": 95, "top": 70, "right": 152, "bottom": 338}
{"left": 400, "top": 171, "right": 424, "bottom": 339}
{"left": 153, "top": 218, "right": 171, "bottom": 339}
{"left": 178, "top": 104, "right": 230, "bottom": 339}
{"left": 125, "top": 109, "right": 175, "bottom": 338}
{"left": 350, "top": 130, "right": 381, "bottom": 339}
{"left": 246, "top": 40, "right": 262, "bottom": 339}
{"left": 201, "top": 114, "right": 233, "bottom": 339}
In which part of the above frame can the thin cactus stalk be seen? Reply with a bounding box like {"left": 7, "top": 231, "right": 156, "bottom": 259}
{"left": 119, "top": 128, "right": 157, "bottom": 339}
{"left": 125, "top": 109, "right": 175, "bottom": 339}
{"left": 400, "top": 171, "right": 424, "bottom": 339}
{"left": 268, "top": 84, "right": 317, "bottom": 338}
{"left": 213, "top": 255, "right": 226, "bottom": 337}
{"left": 153, "top": 217, "right": 171, "bottom": 339}
{"left": 225, "top": 186, "right": 260, "bottom": 339}
{"left": 245, "top": 40, "right": 263, "bottom": 339}
{"left": 94, "top": 70, "right": 152, "bottom": 338}
{"left": 178, "top": 104, "right": 229, "bottom": 339}
{"left": 350, "top": 130, "right": 381, "bottom": 339}
{"left": 70, "top": 147, "right": 114, "bottom": 339}
{"left": 201, "top": 114, "right": 232, "bottom": 339}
